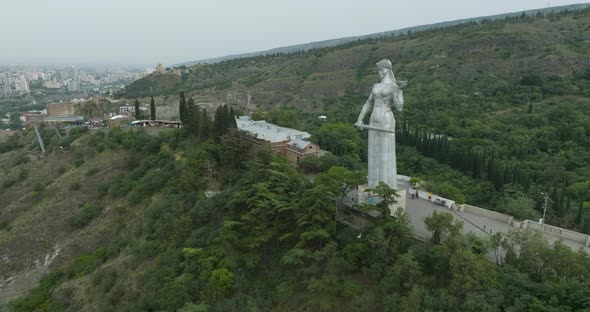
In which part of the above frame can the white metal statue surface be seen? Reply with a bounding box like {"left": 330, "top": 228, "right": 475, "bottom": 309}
{"left": 354, "top": 59, "right": 406, "bottom": 189}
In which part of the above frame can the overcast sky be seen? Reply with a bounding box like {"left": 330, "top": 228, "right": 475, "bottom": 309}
{"left": 1, "top": 0, "right": 588, "bottom": 66}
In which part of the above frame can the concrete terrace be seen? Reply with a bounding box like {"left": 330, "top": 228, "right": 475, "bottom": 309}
{"left": 400, "top": 185, "right": 590, "bottom": 254}
{"left": 345, "top": 179, "right": 590, "bottom": 255}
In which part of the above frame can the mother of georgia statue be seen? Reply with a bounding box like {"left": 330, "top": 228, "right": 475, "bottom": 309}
{"left": 354, "top": 59, "right": 407, "bottom": 189}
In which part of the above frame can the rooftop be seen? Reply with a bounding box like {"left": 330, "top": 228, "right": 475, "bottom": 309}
{"left": 44, "top": 116, "right": 84, "bottom": 122}
{"left": 236, "top": 116, "right": 311, "bottom": 143}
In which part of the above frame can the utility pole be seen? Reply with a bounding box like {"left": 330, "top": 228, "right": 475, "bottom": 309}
{"left": 34, "top": 125, "right": 45, "bottom": 155}
{"left": 541, "top": 191, "right": 548, "bottom": 232}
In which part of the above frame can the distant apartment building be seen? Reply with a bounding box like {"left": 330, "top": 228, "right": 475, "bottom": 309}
{"left": 0, "top": 84, "right": 10, "bottom": 97}
{"left": 67, "top": 78, "right": 80, "bottom": 92}
{"left": 235, "top": 116, "right": 325, "bottom": 165}
{"left": 43, "top": 80, "right": 62, "bottom": 89}
{"left": 119, "top": 105, "right": 136, "bottom": 114}
{"left": 13, "top": 78, "right": 29, "bottom": 93}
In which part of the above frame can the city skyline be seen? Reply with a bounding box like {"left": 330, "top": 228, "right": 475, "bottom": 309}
{"left": 0, "top": 65, "right": 149, "bottom": 99}
{"left": 2, "top": 0, "right": 588, "bottom": 66}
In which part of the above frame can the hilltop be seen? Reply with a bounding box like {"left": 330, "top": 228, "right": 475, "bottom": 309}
{"left": 123, "top": 6, "right": 590, "bottom": 113}
{"left": 175, "top": 3, "right": 590, "bottom": 66}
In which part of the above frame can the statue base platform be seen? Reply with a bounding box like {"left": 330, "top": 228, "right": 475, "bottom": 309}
{"left": 349, "top": 184, "right": 406, "bottom": 216}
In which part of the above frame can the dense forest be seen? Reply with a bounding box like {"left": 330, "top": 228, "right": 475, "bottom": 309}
{"left": 3, "top": 120, "right": 590, "bottom": 311}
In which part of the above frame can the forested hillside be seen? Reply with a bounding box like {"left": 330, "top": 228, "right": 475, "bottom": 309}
{"left": 174, "top": 3, "right": 590, "bottom": 66}
{"left": 4, "top": 7, "right": 590, "bottom": 312}
{"left": 3, "top": 123, "right": 590, "bottom": 311}
{"left": 123, "top": 9, "right": 590, "bottom": 233}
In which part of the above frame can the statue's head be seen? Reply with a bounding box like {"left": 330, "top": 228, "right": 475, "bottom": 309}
{"left": 376, "top": 59, "right": 392, "bottom": 69}
{"left": 376, "top": 59, "right": 394, "bottom": 80}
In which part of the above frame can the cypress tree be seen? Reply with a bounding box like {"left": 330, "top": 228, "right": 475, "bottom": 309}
{"left": 150, "top": 96, "right": 156, "bottom": 120}
{"left": 192, "top": 107, "right": 201, "bottom": 137}
{"left": 186, "top": 98, "right": 200, "bottom": 136}
{"left": 199, "top": 109, "right": 210, "bottom": 141}
{"left": 223, "top": 105, "right": 231, "bottom": 130}
{"left": 558, "top": 185, "right": 566, "bottom": 217}
{"left": 213, "top": 105, "right": 224, "bottom": 139}
{"left": 186, "top": 97, "right": 195, "bottom": 130}
{"left": 179, "top": 92, "right": 187, "bottom": 123}
{"left": 134, "top": 99, "right": 141, "bottom": 120}
{"left": 229, "top": 107, "right": 237, "bottom": 128}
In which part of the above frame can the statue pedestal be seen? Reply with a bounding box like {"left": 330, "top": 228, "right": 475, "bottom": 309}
{"left": 393, "top": 189, "right": 406, "bottom": 214}
{"left": 356, "top": 184, "right": 406, "bottom": 216}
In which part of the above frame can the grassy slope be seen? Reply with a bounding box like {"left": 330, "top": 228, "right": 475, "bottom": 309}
{"left": 0, "top": 132, "right": 132, "bottom": 304}
{"left": 122, "top": 12, "right": 590, "bottom": 112}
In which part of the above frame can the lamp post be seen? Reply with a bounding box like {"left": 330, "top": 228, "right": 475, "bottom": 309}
{"left": 541, "top": 191, "right": 548, "bottom": 232}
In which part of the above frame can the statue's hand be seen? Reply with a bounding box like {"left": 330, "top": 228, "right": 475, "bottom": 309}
{"left": 354, "top": 121, "right": 364, "bottom": 130}
{"left": 398, "top": 80, "right": 408, "bottom": 89}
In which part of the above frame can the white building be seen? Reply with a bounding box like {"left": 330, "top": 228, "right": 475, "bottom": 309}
{"left": 119, "top": 105, "right": 136, "bottom": 114}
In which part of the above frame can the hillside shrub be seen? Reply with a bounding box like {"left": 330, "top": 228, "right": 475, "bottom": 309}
{"left": 12, "top": 154, "right": 29, "bottom": 166}
{"left": 68, "top": 203, "right": 102, "bottom": 227}
{"left": 57, "top": 166, "right": 67, "bottom": 175}
{"left": 73, "top": 158, "right": 85, "bottom": 167}
{"left": 85, "top": 168, "right": 99, "bottom": 177}
{"left": 2, "top": 178, "right": 16, "bottom": 189}
{"left": 8, "top": 271, "right": 63, "bottom": 312}
{"left": 69, "top": 247, "right": 107, "bottom": 278}
{"left": 17, "top": 169, "right": 28, "bottom": 181}
{"left": 69, "top": 181, "right": 81, "bottom": 191}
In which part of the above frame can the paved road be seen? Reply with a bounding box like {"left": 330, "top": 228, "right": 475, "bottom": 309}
{"left": 402, "top": 190, "right": 590, "bottom": 254}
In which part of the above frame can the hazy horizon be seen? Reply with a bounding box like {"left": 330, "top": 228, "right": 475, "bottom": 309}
{"left": 2, "top": 0, "right": 589, "bottom": 67}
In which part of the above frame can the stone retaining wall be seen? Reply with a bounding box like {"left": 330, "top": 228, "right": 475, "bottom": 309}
{"left": 522, "top": 220, "right": 590, "bottom": 246}
{"left": 459, "top": 204, "right": 514, "bottom": 225}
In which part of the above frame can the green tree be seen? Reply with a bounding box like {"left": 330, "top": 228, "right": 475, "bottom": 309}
{"left": 212, "top": 105, "right": 230, "bottom": 139}
{"left": 568, "top": 181, "right": 590, "bottom": 224}
{"left": 363, "top": 181, "right": 400, "bottom": 217}
{"left": 501, "top": 195, "right": 538, "bottom": 221}
{"left": 8, "top": 113, "right": 22, "bottom": 130}
{"left": 293, "top": 186, "right": 336, "bottom": 251}
{"left": 449, "top": 249, "right": 498, "bottom": 299}
{"left": 424, "top": 211, "right": 464, "bottom": 244}
{"left": 229, "top": 107, "right": 237, "bottom": 127}
{"left": 312, "top": 123, "right": 362, "bottom": 158}
{"left": 179, "top": 91, "right": 187, "bottom": 123}
{"left": 199, "top": 109, "right": 210, "bottom": 141}
{"left": 157, "top": 273, "right": 198, "bottom": 311}
{"left": 380, "top": 251, "right": 424, "bottom": 294}
{"left": 150, "top": 96, "right": 156, "bottom": 120}
{"left": 219, "top": 129, "right": 254, "bottom": 170}
{"left": 203, "top": 268, "right": 234, "bottom": 301}
{"left": 134, "top": 99, "right": 141, "bottom": 120}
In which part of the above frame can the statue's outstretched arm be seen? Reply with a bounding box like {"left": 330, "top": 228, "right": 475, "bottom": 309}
{"left": 393, "top": 89, "right": 404, "bottom": 112}
{"left": 355, "top": 93, "right": 373, "bottom": 127}
{"left": 393, "top": 81, "right": 407, "bottom": 112}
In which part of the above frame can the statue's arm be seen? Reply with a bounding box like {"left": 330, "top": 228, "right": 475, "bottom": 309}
{"left": 393, "top": 89, "right": 404, "bottom": 112}
{"left": 393, "top": 81, "right": 406, "bottom": 112}
{"left": 355, "top": 93, "right": 373, "bottom": 127}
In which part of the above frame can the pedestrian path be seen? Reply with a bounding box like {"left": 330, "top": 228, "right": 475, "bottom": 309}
{"left": 403, "top": 191, "right": 590, "bottom": 254}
